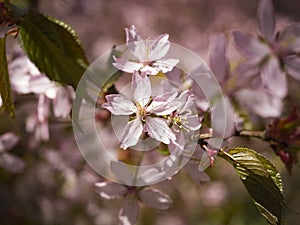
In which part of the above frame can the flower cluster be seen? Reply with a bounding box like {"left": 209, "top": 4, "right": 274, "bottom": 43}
{"left": 8, "top": 55, "right": 74, "bottom": 146}
{"left": 2, "top": 0, "right": 300, "bottom": 224}
{"left": 102, "top": 25, "right": 200, "bottom": 150}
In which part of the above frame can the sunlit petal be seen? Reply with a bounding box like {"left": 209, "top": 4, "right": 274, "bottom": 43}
{"left": 120, "top": 118, "right": 143, "bottom": 149}
{"left": 102, "top": 94, "right": 136, "bottom": 115}
{"left": 113, "top": 57, "right": 143, "bottom": 73}
{"left": 132, "top": 72, "right": 151, "bottom": 107}
{"left": 144, "top": 117, "right": 176, "bottom": 144}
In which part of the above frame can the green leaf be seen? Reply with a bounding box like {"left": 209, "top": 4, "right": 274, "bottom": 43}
{"left": 0, "top": 35, "right": 15, "bottom": 119}
{"left": 219, "top": 147, "right": 285, "bottom": 225}
{"left": 18, "top": 10, "right": 89, "bottom": 89}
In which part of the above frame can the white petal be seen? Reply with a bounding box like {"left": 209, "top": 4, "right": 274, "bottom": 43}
{"left": 102, "top": 94, "right": 136, "bottom": 115}
{"left": 120, "top": 119, "right": 143, "bottom": 150}
{"left": 144, "top": 117, "right": 176, "bottom": 144}
{"left": 118, "top": 196, "right": 139, "bottom": 225}
{"left": 152, "top": 58, "right": 179, "bottom": 73}
{"left": 113, "top": 57, "right": 143, "bottom": 73}
{"left": 9, "top": 71, "right": 31, "bottom": 94}
{"left": 95, "top": 182, "right": 127, "bottom": 199}
{"left": 0, "top": 153, "right": 26, "bottom": 173}
{"left": 132, "top": 72, "right": 151, "bottom": 107}
{"left": 139, "top": 188, "right": 172, "bottom": 210}
{"left": 148, "top": 34, "right": 170, "bottom": 61}
{"left": 0, "top": 132, "right": 19, "bottom": 152}
{"left": 29, "top": 75, "right": 54, "bottom": 94}
{"left": 140, "top": 65, "right": 160, "bottom": 75}
{"left": 53, "top": 87, "right": 72, "bottom": 118}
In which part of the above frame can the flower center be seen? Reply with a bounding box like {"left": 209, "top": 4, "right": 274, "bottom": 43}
{"left": 136, "top": 103, "right": 148, "bottom": 121}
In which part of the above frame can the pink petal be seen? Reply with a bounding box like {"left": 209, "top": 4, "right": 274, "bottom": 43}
{"left": 181, "top": 114, "right": 201, "bottom": 131}
{"left": 144, "top": 117, "right": 176, "bottom": 144}
{"left": 261, "top": 57, "right": 287, "bottom": 98}
{"left": 184, "top": 162, "right": 210, "bottom": 185}
{"left": 0, "top": 153, "right": 26, "bottom": 173}
{"left": 38, "top": 121, "right": 50, "bottom": 141}
{"left": 258, "top": 0, "right": 275, "bottom": 41}
{"left": 211, "top": 97, "right": 235, "bottom": 138}
{"left": 102, "top": 94, "right": 136, "bottom": 115}
{"left": 113, "top": 57, "right": 143, "bottom": 73}
{"left": 132, "top": 72, "right": 151, "bottom": 107}
{"left": 147, "top": 92, "right": 178, "bottom": 115}
{"left": 138, "top": 168, "right": 166, "bottom": 184}
{"left": 95, "top": 182, "right": 127, "bottom": 199}
{"left": 129, "top": 40, "right": 148, "bottom": 62}
{"left": 118, "top": 196, "right": 139, "bottom": 225}
{"left": 235, "top": 89, "right": 282, "bottom": 118}
{"left": 152, "top": 58, "right": 179, "bottom": 74}
{"left": 120, "top": 118, "right": 143, "bottom": 149}
{"left": 37, "top": 95, "right": 50, "bottom": 122}
{"left": 29, "top": 75, "right": 54, "bottom": 94}
{"left": 209, "top": 34, "right": 229, "bottom": 83}
{"left": 148, "top": 34, "right": 170, "bottom": 61}
{"left": 279, "top": 24, "right": 300, "bottom": 52}
{"left": 53, "top": 87, "right": 72, "bottom": 118}
{"left": 9, "top": 71, "right": 31, "bottom": 94}
{"left": 233, "top": 31, "right": 269, "bottom": 60}
{"left": 139, "top": 188, "right": 172, "bottom": 210}
{"left": 232, "top": 60, "right": 260, "bottom": 89}
{"left": 111, "top": 161, "right": 134, "bottom": 184}
{"left": 284, "top": 56, "right": 300, "bottom": 81}
{"left": 0, "top": 132, "right": 19, "bottom": 152}
{"left": 140, "top": 65, "right": 160, "bottom": 75}
{"left": 125, "top": 25, "right": 142, "bottom": 44}
{"left": 176, "top": 90, "right": 195, "bottom": 113}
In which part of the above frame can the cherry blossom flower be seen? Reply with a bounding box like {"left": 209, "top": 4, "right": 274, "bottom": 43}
{"left": 95, "top": 162, "right": 172, "bottom": 225}
{"left": 0, "top": 132, "right": 25, "bottom": 173}
{"left": 95, "top": 181, "right": 172, "bottom": 225}
{"left": 171, "top": 90, "right": 201, "bottom": 132}
{"left": 209, "top": 33, "right": 283, "bottom": 119}
{"left": 233, "top": 0, "right": 300, "bottom": 98}
{"left": 29, "top": 75, "right": 74, "bottom": 118}
{"left": 9, "top": 56, "right": 74, "bottom": 118}
{"left": 102, "top": 72, "right": 177, "bottom": 149}
{"left": 26, "top": 94, "right": 51, "bottom": 142}
{"left": 113, "top": 25, "right": 179, "bottom": 75}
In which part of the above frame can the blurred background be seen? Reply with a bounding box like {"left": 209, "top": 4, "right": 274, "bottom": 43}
{"left": 1, "top": 0, "right": 300, "bottom": 224}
